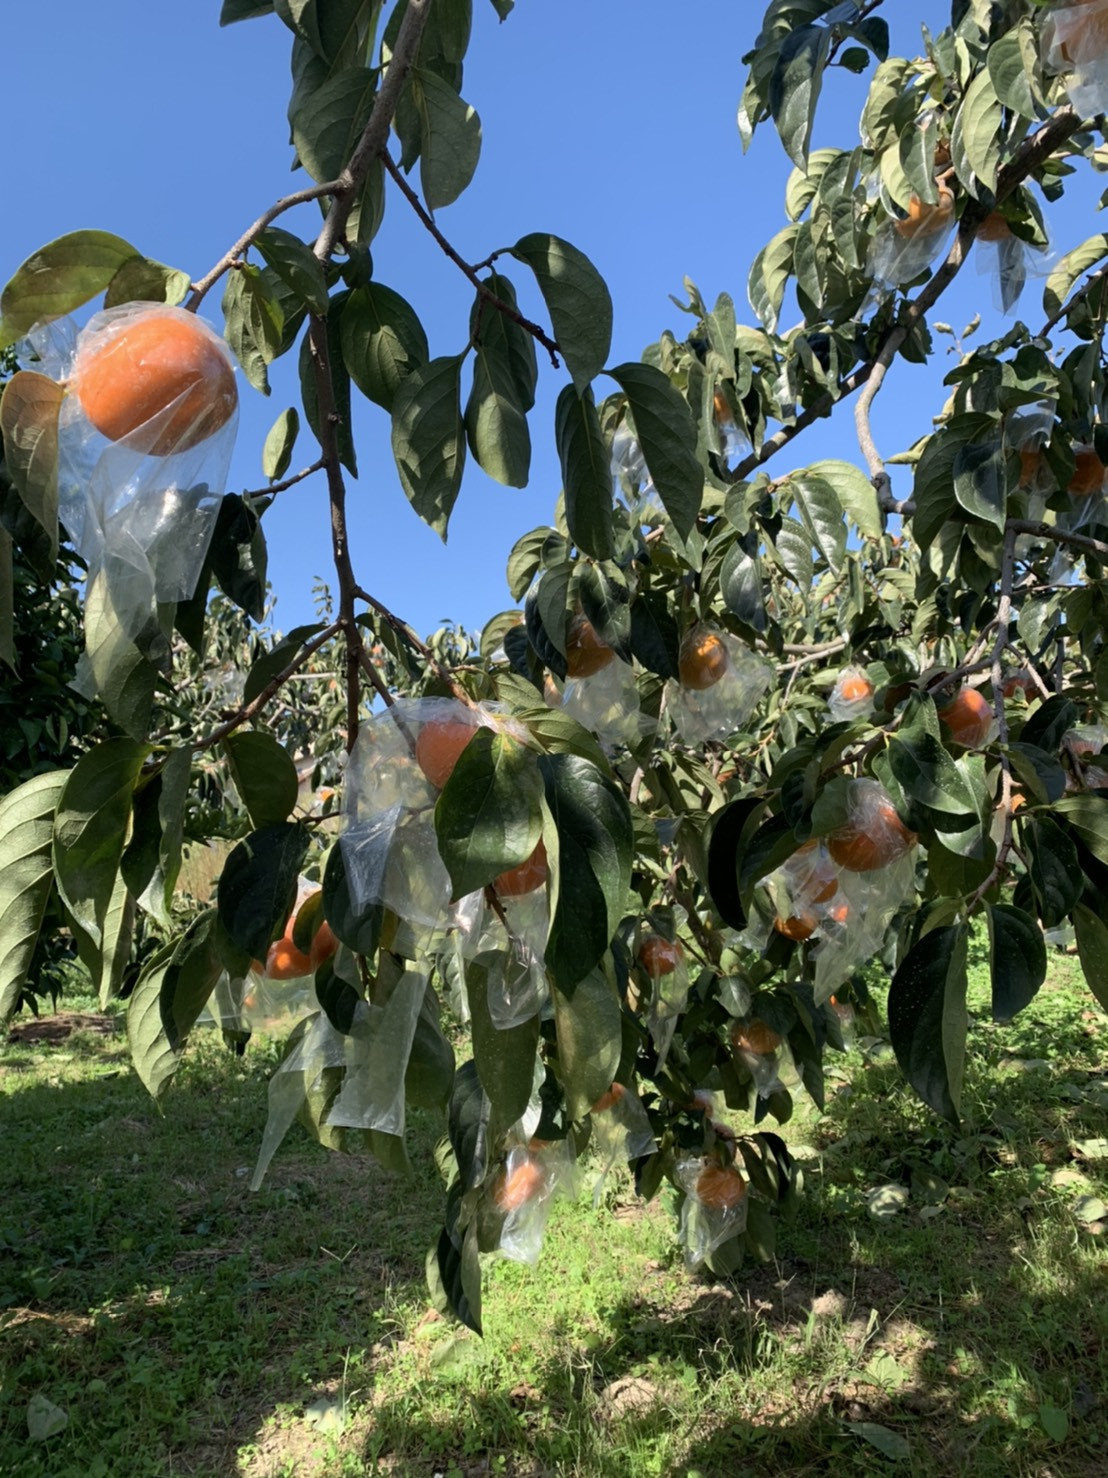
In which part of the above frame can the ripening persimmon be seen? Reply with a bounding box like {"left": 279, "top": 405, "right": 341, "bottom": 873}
{"left": 493, "top": 1153, "right": 545, "bottom": 1212}
{"left": 494, "top": 838, "right": 548, "bottom": 896}
{"left": 264, "top": 936, "right": 313, "bottom": 981}
{"left": 695, "top": 1163, "right": 748, "bottom": 1210}
{"left": 791, "top": 841, "right": 839, "bottom": 904}
{"left": 1001, "top": 669, "right": 1037, "bottom": 700}
{"left": 827, "top": 778, "right": 916, "bottom": 872}
{"left": 638, "top": 935, "right": 684, "bottom": 977}
{"left": 309, "top": 919, "right": 338, "bottom": 970}
{"left": 893, "top": 186, "right": 955, "bottom": 238}
{"left": 773, "top": 909, "right": 818, "bottom": 942}
{"left": 592, "top": 1082, "right": 626, "bottom": 1114}
{"left": 939, "top": 687, "right": 995, "bottom": 748}
{"left": 1018, "top": 447, "right": 1043, "bottom": 486}
{"left": 71, "top": 308, "right": 237, "bottom": 455}
{"left": 838, "top": 671, "right": 873, "bottom": 704}
{"left": 678, "top": 629, "right": 729, "bottom": 690}
{"left": 565, "top": 614, "right": 615, "bottom": 678}
{"left": 976, "top": 211, "right": 1011, "bottom": 242}
{"left": 732, "top": 1020, "right": 782, "bottom": 1056}
{"left": 1069, "top": 445, "right": 1106, "bottom": 497}
{"left": 415, "top": 714, "right": 479, "bottom": 788}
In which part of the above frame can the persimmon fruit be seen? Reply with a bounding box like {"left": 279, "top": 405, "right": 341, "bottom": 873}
{"left": 893, "top": 186, "right": 955, "bottom": 239}
{"left": 827, "top": 780, "right": 916, "bottom": 872}
{"left": 565, "top": 614, "right": 615, "bottom": 679}
{"left": 1018, "top": 447, "right": 1043, "bottom": 485}
{"left": 494, "top": 838, "right": 548, "bottom": 896}
{"left": 1069, "top": 446, "right": 1106, "bottom": 497}
{"left": 638, "top": 935, "right": 684, "bottom": 977}
{"left": 732, "top": 1020, "right": 782, "bottom": 1056}
{"left": 309, "top": 919, "right": 338, "bottom": 970}
{"left": 415, "top": 715, "right": 478, "bottom": 788}
{"left": 592, "top": 1082, "right": 626, "bottom": 1114}
{"left": 265, "top": 937, "right": 313, "bottom": 981}
{"left": 493, "top": 1153, "right": 545, "bottom": 1212}
{"left": 773, "top": 909, "right": 818, "bottom": 942}
{"left": 679, "top": 629, "right": 730, "bottom": 690}
{"left": 71, "top": 309, "right": 237, "bottom": 455}
{"left": 976, "top": 211, "right": 1011, "bottom": 242}
{"left": 837, "top": 671, "right": 873, "bottom": 704}
{"left": 695, "top": 1164, "right": 748, "bottom": 1210}
{"left": 939, "top": 687, "right": 995, "bottom": 748}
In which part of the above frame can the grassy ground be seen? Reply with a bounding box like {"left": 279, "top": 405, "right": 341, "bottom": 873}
{"left": 1, "top": 952, "right": 1105, "bottom": 1478}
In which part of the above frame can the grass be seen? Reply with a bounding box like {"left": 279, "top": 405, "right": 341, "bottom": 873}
{"left": 0, "top": 950, "right": 1105, "bottom": 1477}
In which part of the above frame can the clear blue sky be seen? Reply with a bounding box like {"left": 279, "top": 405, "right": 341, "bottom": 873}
{"left": 3, "top": 3, "right": 1103, "bottom": 640}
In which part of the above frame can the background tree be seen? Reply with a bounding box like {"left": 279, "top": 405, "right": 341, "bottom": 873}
{"left": 1, "top": 0, "right": 1107, "bottom": 1331}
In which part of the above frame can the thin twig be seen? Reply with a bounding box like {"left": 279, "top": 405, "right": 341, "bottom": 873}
{"left": 240, "top": 459, "right": 326, "bottom": 502}
{"left": 379, "top": 150, "right": 562, "bottom": 367}
{"left": 354, "top": 584, "right": 474, "bottom": 704}
{"left": 197, "top": 621, "right": 341, "bottom": 750}
{"left": 1040, "top": 258, "right": 1108, "bottom": 337}
{"left": 1007, "top": 519, "right": 1108, "bottom": 562}
{"left": 186, "top": 182, "right": 342, "bottom": 312}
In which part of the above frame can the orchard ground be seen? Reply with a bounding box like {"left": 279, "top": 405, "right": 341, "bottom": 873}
{"left": 1, "top": 948, "right": 1105, "bottom": 1478}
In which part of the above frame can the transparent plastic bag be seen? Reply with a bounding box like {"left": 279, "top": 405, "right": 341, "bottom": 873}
{"left": 826, "top": 777, "right": 917, "bottom": 873}
{"left": 668, "top": 626, "right": 774, "bottom": 744}
{"left": 589, "top": 1082, "right": 656, "bottom": 1205}
{"left": 811, "top": 851, "right": 916, "bottom": 1002}
{"left": 868, "top": 187, "right": 955, "bottom": 289}
{"left": 674, "top": 1155, "right": 749, "bottom": 1269}
{"left": 827, "top": 665, "right": 875, "bottom": 724}
{"left": 562, "top": 657, "right": 655, "bottom": 751}
{"left": 974, "top": 217, "right": 1051, "bottom": 315}
{"left": 638, "top": 934, "right": 689, "bottom": 1071}
{"left": 1044, "top": 0, "right": 1108, "bottom": 118}
{"left": 730, "top": 1018, "right": 790, "bottom": 1098}
{"left": 767, "top": 838, "right": 844, "bottom": 944}
{"left": 491, "top": 1137, "right": 576, "bottom": 1265}
{"left": 24, "top": 305, "right": 238, "bottom": 684}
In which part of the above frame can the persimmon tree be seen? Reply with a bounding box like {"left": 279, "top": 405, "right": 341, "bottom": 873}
{"left": 3, "top": 0, "right": 1108, "bottom": 1332}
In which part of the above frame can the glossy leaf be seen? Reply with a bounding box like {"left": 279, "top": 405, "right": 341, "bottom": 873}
{"left": 217, "top": 821, "right": 311, "bottom": 962}
{"left": 262, "top": 407, "right": 300, "bottom": 481}
{"left": 987, "top": 903, "right": 1046, "bottom": 1021}
{"left": 53, "top": 739, "right": 148, "bottom": 949}
{"left": 769, "top": 24, "right": 830, "bottom": 169}
{"left": 223, "top": 730, "right": 301, "bottom": 829}
{"left": 467, "top": 951, "right": 540, "bottom": 1132}
{"left": 0, "top": 372, "right": 62, "bottom": 573}
{"left": 434, "top": 727, "right": 544, "bottom": 898}
{"left": 254, "top": 226, "right": 330, "bottom": 316}
{"left": 299, "top": 293, "right": 358, "bottom": 475}
{"left": 0, "top": 771, "right": 67, "bottom": 1023}
{"left": 1023, "top": 815, "right": 1081, "bottom": 928}
{"left": 1073, "top": 904, "right": 1108, "bottom": 1013}
{"left": 610, "top": 362, "right": 702, "bottom": 540}
{"left": 222, "top": 263, "right": 283, "bottom": 395}
{"left": 555, "top": 384, "right": 614, "bottom": 560}
{"left": 465, "top": 336, "right": 531, "bottom": 488}
{"left": 888, "top": 923, "right": 968, "bottom": 1125}
{"left": 510, "top": 233, "right": 612, "bottom": 393}
{"left": 0, "top": 230, "right": 139, "bottom": 345}
{"left": 552, "top": 968, "right": 621, "bottom": 1120}
{"left": 340, "top": 282, "right": 429, "bottom": 412}
{"left": 391, "top": 355, "right": 466, "bottom": 538}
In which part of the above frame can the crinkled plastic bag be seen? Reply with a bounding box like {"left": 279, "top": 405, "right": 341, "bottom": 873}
{"left": 730, "top": 1020, "right": 792, "bottom": 1098}
{"left": 868, "top": 190, "right": 955, "bottom": 289}
{"left": 563, "top": 657, "right": 655, "bottom": 751}
{"left": 24, "top": 304, "right": 238, "bottom": 690}
{"left": 472, "top": 892, "right": 550, "bottom": 1030}
{"left": 812, "top": 851, "right": 916, "bottom": 1002}
{"left": 589, "top": 1083, "right": 656, "bottom": 1205}
{"left": 492, "top": 1137, "right": 576, "bottom": 1265}
{"left": 975, "top": 222, "right": 1050, "bottom": 315}
{"left": 250, "top": 964, "right": 426, "bottom": 1189}
{"left": 1044, "top": 0, "right": 1108, "bottom": 118}
{"left": 674, "top": 1156, "right": 749, "bottom": 1269}
{"left": 668, "top": 628, "right": 774, "bottom": 744}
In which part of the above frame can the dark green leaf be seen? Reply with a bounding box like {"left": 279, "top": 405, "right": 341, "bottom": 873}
{"left": 769, "top": 24, "right": 831, "bottom": 169}
{"left": 254, "top": 226, "right": 330, "bottom": 316}
{"left": 987, "top": 903, "right": 1046, "bottom": 1021}
{"left": 223, "top": 731, "right": 301, "bottom": 829}
{"left": 53, "top": 739, "right": 148, "bottom": 949}
{"left": 1073, "top": 904, "right": 1108, "bottom": 1013}
{"left": 510, "top": 233, "right": 612, "bottom": 393}
{"left": 391, "top": 355, "right": 466, "bottom": 538}
{"left": 466, "top": 951, "right": 540, "bottom": 1132}
{"left": 120, "top": 745, "right": 191, "bottom": 925}
{"left": 610, "top": 362, "right": 702, "bottom": 540}
{"left": 1054, "top": 795, "right": 1108, "bottom": 866}
{"left": 222, "top": 263, "right": 283, "bottom": 394}
{"left": 299, "top": 294, "right": 358, "bottom": 475}
{"left": 555, "top": 384, "right": 614, "bottom": 559}
{"left": 434, "top": 727, "right": 544, "bottom": 898}
{"left": 220, "top": 0, "right": 274, "bottom": 20}
{"left": 888, "top": 696, "right": 978, "bottom": 819}
{"left": 217, "top": 822, "right": 311, "bottom": 962}
{"left": 262, "top": 407, "right": 300, "bottom": 481}
{"left": 340, "top": 282, "right": 429, "bottom": 412}
{"left": 0, "top": 373, "right": 61, "bottom": 572}
{"left": 208, "top": 494, "right": 268, "bottom": 622}
{"left": 1023, "top": 815, "right": 1082, "bottom": 927}
{"left": 888, "top": 923, "right": 968, "bottom": 1125}
{"left": 720, "top": 543, "right": 767, "bottom": 632}
{"left": 552, "top": 968, "right": 621, "bottom": 1120}
{"left": 322, "top": 841, "right": 385, "bottom": 957}
{"left": 412, "top": 68, "right": 481, "bottom": 210}
{"left": 465, "top": 337, "right": 531, "bottom": 488}
{"left": 629, "top": 590, "right": 679, "bottom": 680}
{"left": 290, "top": 65, "right": 376, "bottom": 184}
{"left": 0, "top": 771, "right": 67, "bottom": 1022}
{"left": 953, "top": 438, "right": 1005, "bottom": 531}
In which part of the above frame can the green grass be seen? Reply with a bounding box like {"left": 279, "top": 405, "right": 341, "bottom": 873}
{"left": 1, "top": 954, "right": 1106, "bottom": 1477}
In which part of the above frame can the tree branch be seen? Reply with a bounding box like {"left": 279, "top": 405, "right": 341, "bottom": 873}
{"left": 1008, "top": 518, "right": 1108, "bottom": 562}
{"left": 379, "top": 150, "right": 562, "bottom": 367}
{"left": 1040, "top": 259, "right": 1108, "bottom": 337}
{"left": 240, "top": 458, "right": 326, "bottom": 502}
{"left": 197, "top": 620, "right": 341, "bottom": 750}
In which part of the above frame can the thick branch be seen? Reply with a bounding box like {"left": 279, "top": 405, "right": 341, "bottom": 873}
{"left": 1008, "top": 518, "right": 1108, "bottom": 562}
{"left": 198, "top": 621, "right": 341, "bottom": 750}
{"left": 379, "top": 151, "right": 562, "bottom": 367}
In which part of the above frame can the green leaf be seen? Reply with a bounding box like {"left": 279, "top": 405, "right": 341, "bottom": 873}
{"left": 953, "top": 438, "right": 1005, "bottom": 531}
{"left": 1054, "top": 795, "right": 1108, "bottom": 866}
{"left": 434, "top": 727, "right": 544, "bottom": 898}
{"left": 789, "top": 474, "right": 846, "bottom": 574}
{"left": 391, "top": 354, "right": 466, "bottom": 538}
{"left": 610, "top": 362, "right": 702, "bottom": 540}
{"left": 405, "top": 983, "right": 455, "bottom": 1110}
{"left": 510, "top": 233, "right": 612, "bottom": 393}
{"left": 127, "top": 915, "right": 223, "bottom": 1102}
{"left": 0, "top": 372, "right": 62, "bottom": 572}
{"left": 322, "top": 841, "right": 385, "bottom": 956}
{"left": 987, "top": 22, "right": 1041, "bottom": 121}
{"left": 954, "top": 69, "right": 1002, "bottom": 196}
{"left": 0, "top": 771, "right": 67, "bottom": 1023}
{"left": 805, "top": 458, "right": 882, "bottom": 539}
{"left": 888, "top": 923, "right": 968, "bottom": 1125}
{"left": 888, "top": 696, "right": 979, "bottom": 820}
{"left": 220, "top": 0, "right": 275, "bottom": 21}
{"left": 748, "top": 226, "right": 797, "bottom": 334}
{"left": 79, "top": 571, "right": 161, "bottom": 741}
{"left": 769, "top": 24, "right": 831, "bottom": 169}
{"left": 222, "top": 263, "right": 282, "bottom": 395}
{"left": 208, "top": 493, "right": 268, "bottom": 622}
{"left": 0, "top": 527, "right": 12, "bottom": 672}
{"left": 97, "top": 871, "right": 136, "bottom": 1009}
{"left": 1073, "top": 904, "right": 1108, "bottom": 1013}
{"left": 629, "top": 589, "right": 679, "bottom": 680}
{"left": 577, "top": 560, "right": 631, "bottom": 661}
{"left": 299, "top": 293, "right": 358, "bottom": 476}
{"left": 1023, "top": 815, "right": 1081, "bottom": 928}
{"left": 987, "top": 903, "right": 1046, "bottom": 1021}
{"left": 465, "top": 336, "right": 531, "bottom": 488}
{"left": 720, "top": 543, "right": 767, "bottom": 632}
{"left": 120, "top": 746, "right": 191, "bottom": 925}
{"left": 540, "top": 753, "right": 633, "bottom": 992}
{"left": 466, "top": 951, "right": 540, "bottom": 1132}
{"left": 340, "top": 282, "right": 429, "bottom": 412}
{"left": 53, "top": 739, "right": 149, "bottom": 949}
{"left": 552, "top": 968, "right": 621, "bottom": 1120}
{"left": 846, "top": 1423, "right": 911, "bottom": 1463}
{"left": 254, "top": 226, "right": 329, "bottom": 316}
{"left": 102, "top": 255, "right": 190, "bottom": 309}
{"left": 469, "top": 272, "right": 537, "bottom": 411}
{"left": 217, "top": 821, "right": 311, "bottom": 962}
{"left": 412, "top": 68, "right": 481, "bottom": 210}
{"left": 502, "top": 703, "right": 611, "bottom": 775}
{"left": 0, "top": 230, "right": 139, "bottom": 345}
{"left": 555, "top": 384, "right": 613, "bottom": 560}
{"left": 291, "top": 65, "right": 376, "bottom": 183}
{"left": 1042, "top": 233, "right": 1108, "bottom": 324}
{"left": 428, "top": 1216, "right": 482, "bottom": 1336}
{"left": 262, "top": 407, "right": 300, "bottom": 481}
{"left": 223, "top": 731, "right": 301, "bottom": 829}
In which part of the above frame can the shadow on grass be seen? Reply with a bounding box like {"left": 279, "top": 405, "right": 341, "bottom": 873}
{"left": 0, "top": 995, "right": 1105, "bottom": 1478}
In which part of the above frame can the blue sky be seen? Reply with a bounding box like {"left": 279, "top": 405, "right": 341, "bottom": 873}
{"left": 3, "top": 3, "right": 1104, "bottom": 641}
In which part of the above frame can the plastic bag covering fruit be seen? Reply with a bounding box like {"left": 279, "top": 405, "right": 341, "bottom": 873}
{"left": 470, "top": 890, "right": 550, "bottom": 1030}
{"left": 974, "top": 215, "right": 1051, "bottom": 316}
{"left": 1068, "top": 444, "right": 1107, "bottom": 498}
{"left": 868, "top": 187, "right": 955, "bottom": 289}
{"left": 1009, "top": 403, "right": 1055, "bottom": 498}
{"left": 562, "top": 650, "right": 656, "bottom": 751}
{"left": 250, "top": 963, "right": 428, "bottom": 1190}
{"left": 827, "top": 665, "right": 875, "bottom": 725}
{"left": 492, "top": 1137, "right": 576, "bottom": 1264}
{"left": 674, "top": 1156, "right": 749, "bottom": 1268}
{"left": 730, "top": 1017, "right": 792, "bottom": 1097}
{"left": 340, "top": 698, "right": 494, "bottom": 931}
{"left": 711, "top": 389, "right": 752, "bottom": 466}
{"left": 810, "top": 850, "right": 916, "bottom": 1001}
{"left": 938, "top": 686, "right": 997, "bottom": 749}
{"left": 589, "top": 1082, "right": 656, "bottom": 1203}
{"left": 667, "top": 627, "right": 774, "bottom": 745}
{"left": 1044, "top": 0, "right": 1108, "bottom": 118}
{"left": 638, "top": 935, "right": 689, "bottom": 1071}
{"left": 25, "top": 305, "right": 238, "bottom": 695}
{"left": 827, "top": 777, "right": 917, "bottom": 872}
{"left": 768, "top": 839, "right": 843, "bottom": 942}
{"left": 829, "top": 995, "right": 856, "bottom": 1050}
